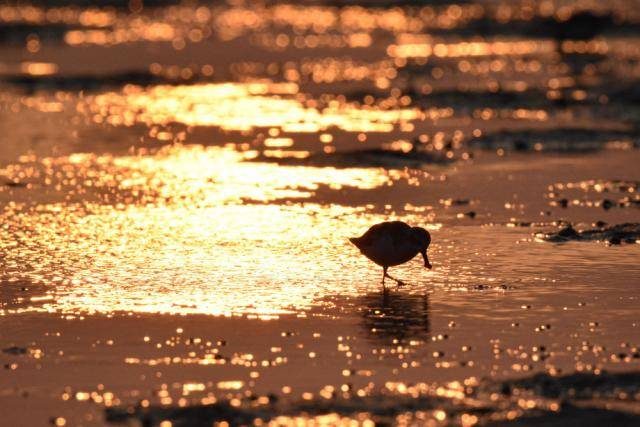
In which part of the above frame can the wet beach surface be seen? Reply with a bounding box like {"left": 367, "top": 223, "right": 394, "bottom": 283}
{"left": 1, "top": 0, "right": 640, "bottom": 425}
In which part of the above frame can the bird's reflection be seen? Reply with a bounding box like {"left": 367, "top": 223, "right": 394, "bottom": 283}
{"left": 356, "top": 290, "right": 430, "bottom": 346}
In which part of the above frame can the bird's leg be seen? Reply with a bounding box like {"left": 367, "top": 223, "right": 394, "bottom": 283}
{"left": 381, "top": 266, "right": 387, "bottom": 288}
{"left": 384, "top": 269, "right": 408, "bottom": 287}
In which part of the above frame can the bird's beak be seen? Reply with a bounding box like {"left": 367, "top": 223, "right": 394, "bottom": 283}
{"left": 422, "top": 251, "right": 432, "bottom": 269}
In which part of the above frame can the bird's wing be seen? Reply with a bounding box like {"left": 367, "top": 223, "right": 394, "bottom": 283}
{"left": 357, "top": 221, "right": 411, "bottom": 246}
{"left": 385, "top": 221, "right": 414, "bottom": 246}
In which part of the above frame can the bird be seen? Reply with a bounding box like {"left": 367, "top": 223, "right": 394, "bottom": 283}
{"left": 350, "top": 221, "right": 432, "bottom": 288}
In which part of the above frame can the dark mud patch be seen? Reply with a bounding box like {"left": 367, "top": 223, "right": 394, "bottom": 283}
{"left": 105, "top": 371, "right": 640, "bottom": 426}
{"left": 0, "top": 23, "right": 79, "bottom": 44}
{"left": 494, "top": 371, "right": 640, "bottom": 400}
{"left": 559, "top": 180, "right": 638, "bottom": 194}
{"left": 434, "top": 11, "right": 640, "bottom": 40}
{"left": 2, "top": 180, "right": 28, "bottom": 188}
{"left": 2, "top": 71, "right": 162, "bottom": 91}
{"left": 403, "top": 87, "right": 555, "bottom": 110}
{"left": 440, "top": 198, "right": 472, "bottom": 207}
{"left": 548, "top": 180, "right": 640, "bottom": 210}
{"left": 469, "top": 128, "right": 640, "bottom": 152}
{"left": 1, "top": 70, "right": 214, "bottom": 91}
{"left": 106, "top": 402, "right": 270, "bottom": 427}
{"left": 549, "top": 196, "right": 640, "bottom": 210}
{"left": 472, "top": 284, "right": 513, "bottom": 291}
{"left": 537, "top": 223, "right": 640, "bottom": 244}
{"left": 251, "top": 147, "right": 458, "bottom": 169}
{"left": 0, "top": 0, "right": 177, "bottom": 16}
{"left": 105, "top": 395, "right": 464, "bottom": 427}
{"left": 488, "top": 405, "right": 640, "bottom": 427}
{"left": 2, "top": 346, "right": 29, "bottom": 355}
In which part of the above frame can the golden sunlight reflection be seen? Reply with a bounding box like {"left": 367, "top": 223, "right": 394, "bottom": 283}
{"left": 0, "top": 145, "right": 439, "bottom": 317}
{"left": 24, "top": 145, "right": 391, "bottom": 203}
{"left": 6, "top": 203, "right": 383, "bottom": 317}
{"left": 20, "top": 61, "right": 59, "bottom": 76}
{"left": 85, "top": 82, "right": 425, "bottom": 132}
{"left": 388, "top": 38, "right": 556, "bottom": 59}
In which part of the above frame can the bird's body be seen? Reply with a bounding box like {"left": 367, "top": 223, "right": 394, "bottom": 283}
{"left": 350, "top": 221, "right": 432, "bottom": 287}
{"left": 350, "top": 221, "right": 421, "bottom": 267}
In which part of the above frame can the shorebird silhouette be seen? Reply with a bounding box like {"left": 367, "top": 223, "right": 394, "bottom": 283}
{"left": 350, "top": 221, "right": 432, "bottom": 287}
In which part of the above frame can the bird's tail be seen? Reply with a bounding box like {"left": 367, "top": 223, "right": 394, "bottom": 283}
{"left": 349, "top": 237, "right": 362, "bottom": 249}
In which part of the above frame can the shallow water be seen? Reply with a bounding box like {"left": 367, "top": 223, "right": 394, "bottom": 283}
{"left": 1, "top": 0, "right": 640, "bottom": 426}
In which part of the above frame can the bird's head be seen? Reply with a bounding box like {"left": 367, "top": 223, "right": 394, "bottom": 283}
{"left": 411, "top": 227, "right": 432, "bottom": 269}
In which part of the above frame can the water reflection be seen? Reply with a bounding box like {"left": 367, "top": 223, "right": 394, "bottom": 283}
{"left": 358, "top": 291, "right": 430, "bottom": 346}
{"left": 0, "top": 144, "right": 407, "bottom": 317}
{"left": 0, "top": 203, "right": 383, "bottom": 317}
{"left": 0, "top": 144, "right": 393, "bottom": 205}
{"left": 86, "top": 82, "right": 426, "bottom": 133}
{"left": 388, "top": 38, "right": 555, "bottom": 59}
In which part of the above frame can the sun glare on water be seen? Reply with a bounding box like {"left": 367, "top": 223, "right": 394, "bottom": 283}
{"left": 0, "top": 145, "right": 431, "bottom": 317}
{"left": 85, "top": 82, "right": 427, "bottom": 133}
